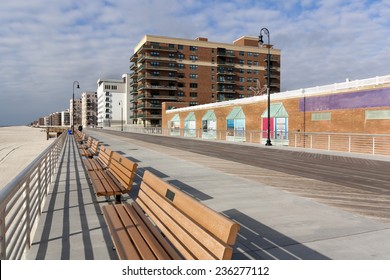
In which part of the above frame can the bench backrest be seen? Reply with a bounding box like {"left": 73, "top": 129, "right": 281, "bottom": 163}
{"left": 98, "top": 146, "right": 112, "bottom": 167}
{"left": 136, "top": 170, "right": 240, "bottom": 260}
{"left": 108, "top": 152, "right": 138, "bottom": 190}
{"left": 90, "top": 139, "right": 100, "bottom": 154}
{"left": 85, "top": 137, "right": 93, "bottom": 147}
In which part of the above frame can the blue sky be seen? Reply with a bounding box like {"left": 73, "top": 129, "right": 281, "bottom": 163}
{"left": 0, "top": 0, "right": 389, "bottom": 126}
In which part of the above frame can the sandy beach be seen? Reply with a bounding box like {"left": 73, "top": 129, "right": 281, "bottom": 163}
{"left": 0, "top": 126, "right": 54, "bottom": 189}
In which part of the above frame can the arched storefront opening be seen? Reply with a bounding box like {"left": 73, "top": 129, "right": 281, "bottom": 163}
{"left": 202, "top": 110, "right": 217, "bottom": 140}
{"left": 184, "top": 112, "right": 196, "bottom": 137}
{"left": 261, "top": 103, "right": 289, "bottom": 145}
{"left": 169, "top": 114, "right": 180, "bottom": 136}
{"left": 226, "top": 107, "right": 246, "bottom": 142}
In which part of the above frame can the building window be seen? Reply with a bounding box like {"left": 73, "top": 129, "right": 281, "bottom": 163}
{"left": 254, "top": 61, "right": 259, "bottom": 66}
{"left": 150, "top": 61, "right": 160, "bottom": 66}
{"left": 169, "top": 53, "right": 175, "bottom": 58}
{"left": 254, "top": 53, "right": 259, "bottom": 57}
{"left": 190, "top": 83, "right": 198, "bottom": 89}
{"left": 178, "top": 45, "right": 183, "bottom": 50}
{"left": 365, "top": 110, "right": 390, "bottom": 120}
{"left": 178, "top": 63, "right": 184, "bottom": 69}
{"left": 105, "top": 85, "right": 110, "bottom": 90}
{"left": 169, "top": 44, "right": 175, "bottom": 49}
{"left": 190, "top": 92, "right": 198, "bottom": 98}
{"left": 189, "top": 65, "right": 198, "bottom": 70}
{"left": 169, "top": 63, "right": 175, "bottom": 68}
{"left": 247, "top": 52, "right": 252, "bottom": 56}
{"left": 190, "top": 74, "right": 198, "bottom": 79}
{"left": 239, "top": 51, "right": 244, "bottom": 56}
{"left": 247, "top": 60, "right": 252, "bottom": 66}
{"left": 239, "top": 77, "right": 245, "bottom": 82}
{"left": 189, "top": 101, "right": 198, "bottom": 106}
{"left": 150, "top": 51, "right": 160, "bottom": 56}
{"left": 189, "top": 55, "right": 198, "bottom": 61}
{"left": 112, "top": 85, "right": 117, "bottom": 90}
{"left": 178, "top": 54, "right": 184, "bottom": 59}
{"left": 239, "top": 60, "right": 244, "bottom": 65}
{"left": 189, "top": 46, "right": 198, "bottom": 51}
{"left": 177, "top": 91, "right": 185, "bottom": 97}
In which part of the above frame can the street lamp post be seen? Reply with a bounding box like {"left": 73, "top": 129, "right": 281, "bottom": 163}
{"left": 259, "top": 28, "right": 272, "bottom": 146}
{"left": 72, "top": 81, "right": 80, "bottom": 134}
{"left": 119, "top": 101, "right": 123, "bottom": 132}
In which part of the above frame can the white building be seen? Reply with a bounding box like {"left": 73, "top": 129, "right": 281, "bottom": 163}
{"left": 97, "top": 74, "right": 130, "bottom": 128}
{"left": 81, "top": 91, "right": 98, "bottom": 128}
{"left": 61, "top": 109, "right": 70, "bottom": 126}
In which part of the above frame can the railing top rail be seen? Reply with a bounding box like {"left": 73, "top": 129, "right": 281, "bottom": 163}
{"left": 0, "top": 132, "right": 66, "bottom": 207}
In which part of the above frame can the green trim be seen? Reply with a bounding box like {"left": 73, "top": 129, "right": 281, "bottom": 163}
{"left": 226, "top": 107, "right": 245, "bottom": 120}
{"left": 261, "top": 103, "right": 288, "bottom": 118}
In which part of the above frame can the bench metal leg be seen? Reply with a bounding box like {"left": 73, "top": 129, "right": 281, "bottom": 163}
{"left": 115, "top": 195, "right": 121, "bottom": 204}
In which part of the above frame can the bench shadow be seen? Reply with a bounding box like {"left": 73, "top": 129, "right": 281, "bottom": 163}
{"left": 223, "top": 209, "right": 330, "bottom": 260}
{"left": 167, "top": 179, "right": 213, "bottom": 201}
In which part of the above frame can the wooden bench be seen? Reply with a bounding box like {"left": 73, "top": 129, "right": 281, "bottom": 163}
{"left": 74, "top": 130, "right": 86, "bottom": 144}
{"left": 78, "top": 136, "right": 93, "bottom": 149}
{"left": 88, "top": 151, "right": 138, "bottom": 203}
{"left": 102, "top": 170, "right": 240, "bottom": 260}
{"left": 83, "top": 146, "right": 112, "bottom": 171}
{"left": 80, "top": 139, "right": 100, "bottom": 158}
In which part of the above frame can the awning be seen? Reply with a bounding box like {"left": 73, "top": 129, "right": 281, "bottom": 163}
{"left": 170, "top": 114, "right": 180, "bottom": 122}
{"left": 261, "top": 103, "right": 288, "bottom": 118}
{"left": 202, "top": 110, "right": 216, "bottom": 121}
{"left": 226, "top": 107, "right": 245, "bottom": 120}
{"left": 184, "top": 112, "right": 196, "bottom": 121}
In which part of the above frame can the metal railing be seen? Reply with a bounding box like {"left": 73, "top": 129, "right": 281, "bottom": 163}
{"left": 105, "top": 126, "right": 390, "bottom": 156}
{"left": 0, "top": 132, "right": 67, "bottom": 259}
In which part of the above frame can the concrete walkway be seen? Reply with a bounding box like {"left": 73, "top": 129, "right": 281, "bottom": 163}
{"left": 25, "top": 131, "right": 390, "bottom": 260}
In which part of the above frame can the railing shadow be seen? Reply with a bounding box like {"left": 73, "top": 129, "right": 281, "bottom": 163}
{"left": 30, "top": 136, "right": 117, "bottom": 260}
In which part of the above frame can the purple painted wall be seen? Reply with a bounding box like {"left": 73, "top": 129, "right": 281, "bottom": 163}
{"left": 299, "top": 88, "right": 390, "bottom": 112}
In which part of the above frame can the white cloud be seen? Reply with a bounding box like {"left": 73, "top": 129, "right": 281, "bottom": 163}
{"left": 0, "top": 0, "right": 389, "bottom": 125}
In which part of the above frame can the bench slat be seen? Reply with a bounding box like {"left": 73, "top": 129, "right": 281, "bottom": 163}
{"left": 115, "top": 205, "right": 157, "bottom": 260}
{"left": 132, "top": 202, "right": 182, "bottom": 260}
{"left": 123, "top": 204, "right": 175, "bottom": 260}
{"left": 102, "top": 205, "right": 142, "bottom": 260}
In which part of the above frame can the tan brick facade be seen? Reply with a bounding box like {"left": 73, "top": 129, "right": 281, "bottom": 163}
{"left": 162, "top": 77, "right": 390, "bottom": 139}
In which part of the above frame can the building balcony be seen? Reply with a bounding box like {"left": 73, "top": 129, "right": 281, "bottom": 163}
{"left": 217, "top": 79, "right": 235, "bottom": 85}
{"left": 216, "top": 52, "right": 235, "bottom": 58}
{"left": 216, "top": 89, "right": 236, "bottom": 94}
{"left": 145, "top": 75, "right": 177, "bottom": 82}
{"left": 136, "top": 113, "right": 162, "bottom": 120}
{"left": 139, "top": 44, "right": 177, "bottom": 52}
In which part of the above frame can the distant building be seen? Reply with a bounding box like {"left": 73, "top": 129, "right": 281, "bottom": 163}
{"left": 70, "top": 98, "right": 82, "bottom": 127}
{"left": 97, "top": 74, "right": 130, "bottom": 128}
{"left": 50, "top": 112, "right": 62, "bottom": 126}
{"left": 130, "top": 34, "right": 281, "bottom": 127}
{"left": 81, "top": 91, "right": 98, "bottom": 128}
{"left": 61, "top": 110, "right": 70, "bottom": 126}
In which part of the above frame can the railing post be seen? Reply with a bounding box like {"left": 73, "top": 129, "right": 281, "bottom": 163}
{"left": 25, "top": 176, "right": 32, "bottom": 250}
{"left": 328, "top": 135, "right": 331, "bottom": 150}
{"left": 349, "top": 136, "right": 351, "bottom": 153}
{"left": 373, "top": 137, "right": 376, "bottom": 155}
{"left": 0, "top": 207, "right": 6, "bottom": 259}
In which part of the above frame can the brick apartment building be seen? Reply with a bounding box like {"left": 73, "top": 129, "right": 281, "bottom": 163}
{"left": 129, "top": 35, "right": 281, "bottom": 127}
